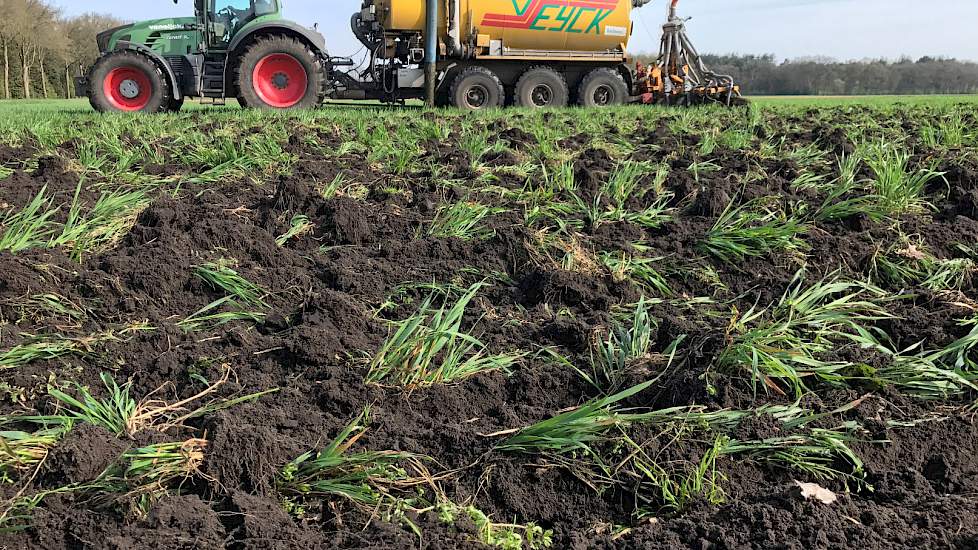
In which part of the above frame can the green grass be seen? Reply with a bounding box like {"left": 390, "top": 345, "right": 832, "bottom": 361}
{"left": 747, "top": 95, "right": 978, "bottom": 107}
{"left": 278, "top": 407, "right": 418, "bottom": 506}
{"left": 698, "top": 199, "right": 808, "bottom": 264}
{"left": 37, "top": 370, "right": 276, "bottom": 438}
{"left": 716, "top": 273, "right": 891, "bottom": 396}
{"left": 436, "top": 501, "right": 554, "bottom": 550}
{"left": 865, "top": 143, "right": 943, "bottom": 216}
{"left": 496, "top": 380, "right": 656, "bottom": 459}
{"left": 0, "top": 419, "right": 73, "bottom": 483}
{"left": 0, "top": 329, "right": 133, "bottom": 370}
{"left": 49, "top": 373, "right": 137, "bottom": 436}
{"left": 51, "top": 182, "right": 150, "bottom": 260}
{"left": 366, "top": 283, "right": 522, "bottom": 388}
{"left": 428, "top": 201, "right": 503, "bottom": 240}
{"left": 0, "top": 187, "right": 57, "bottom": 253}
{"left": 275, "top": 215, "right": 314, "bottom": 246}
{"left": 177, "top": 296, "right": 267, "bottom": 332}
{"left": 0, "top": 437, "right": 208, "bottom": 530}
{"left": 193, "top": 260, "right": 269, "bottom": 308}
{"left": 599, "top": 251, "right": 672, "bottom": 296}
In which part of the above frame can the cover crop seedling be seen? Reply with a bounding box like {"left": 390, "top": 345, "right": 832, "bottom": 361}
{"left": 367, "top": 283, "right": 522, "bottom": 388}
{"left": 278, "top": 408, "right": 420, "bottom": 507}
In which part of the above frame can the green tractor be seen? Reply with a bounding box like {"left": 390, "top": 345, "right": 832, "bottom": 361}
{"left": 76, "top": 0, "right": 329, "bottom": 112}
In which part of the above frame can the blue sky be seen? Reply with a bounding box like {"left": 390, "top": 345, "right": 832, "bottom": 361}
{"left": 52, "top": 0, "right": 978, "bottom": 61}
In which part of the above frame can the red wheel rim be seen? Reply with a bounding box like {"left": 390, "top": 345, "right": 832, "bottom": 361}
{"left": 252, "top": 54, "right": 308, "bottom": 108}
{"left": 103, "top": 66, "right": 152, "bottom": 111}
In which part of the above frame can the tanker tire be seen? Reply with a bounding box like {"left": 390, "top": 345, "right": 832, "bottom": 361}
{"left": 435, "top": 83, "right": 451, "bottom": 108}
{"left": 236, "top": 36, "right": 325, "bottom": 110}
{"left": 88, "top": 51, "right": 171, "bottom": 114}
{"left": 577, "top": 68, "right": 629, "bottom": 108}
{"left": 449, "top": 67, "right": 504, "bottom": 111}
{"left": 515, "top": 66, "right": 569, "bottom": 108}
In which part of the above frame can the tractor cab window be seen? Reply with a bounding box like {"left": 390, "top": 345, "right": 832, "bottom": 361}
{"left": 210, "top": 0, "right": 277, "bottom": 46}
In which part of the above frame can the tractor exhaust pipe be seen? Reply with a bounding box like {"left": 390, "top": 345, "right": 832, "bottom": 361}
{"left": 425, "top": 0, "right": 438, "bottom": 107}
{"left": 668, "top": 0, "right": 679, "bottom": 19}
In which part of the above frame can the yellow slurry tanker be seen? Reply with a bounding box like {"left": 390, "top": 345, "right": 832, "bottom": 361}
{"left": 349, "top": 0, "right": 741, "bottom": 107}
{"left": 78, "top": 0, "right": 740, "bottom": 112}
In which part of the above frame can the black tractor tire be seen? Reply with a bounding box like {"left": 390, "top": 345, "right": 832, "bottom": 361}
{"left": 449, "top": 66, "right": 505, "bottom": 111}
{"left": 577, "top": 68, "right": 630, "bottom": 107}
{"left": 515, "top": 66, "right": 569, "bottom": 108}
{"left": 88, "top": 51, "right": 171, "bottom": 114}
{"left": 236, "top": 36, "right": 324, "bottom": 110}
{"left": 167, "top": 96, "right": 185, "bottom": 113}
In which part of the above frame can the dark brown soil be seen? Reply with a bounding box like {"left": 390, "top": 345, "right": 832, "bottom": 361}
{"left": 1, "top": 107, "right": 977, "bottom": 550}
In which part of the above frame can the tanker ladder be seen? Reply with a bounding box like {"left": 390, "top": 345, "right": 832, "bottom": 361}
{"left": 633, "top": 0, "right": 747, "bottom": 107}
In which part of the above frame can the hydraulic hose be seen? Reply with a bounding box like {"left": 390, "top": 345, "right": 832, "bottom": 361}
{"left": 351, "top": 13, "right": 380, "bottom": 50}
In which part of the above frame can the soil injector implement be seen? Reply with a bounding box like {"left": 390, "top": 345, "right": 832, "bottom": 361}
{"left": 635, "top": 0, "right": 745, "bottom": 106}
{"left": 77, "top": 0, "right": 743, "bottom": 112}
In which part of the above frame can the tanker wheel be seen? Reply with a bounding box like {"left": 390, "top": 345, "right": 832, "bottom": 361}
{"left": 578, "top": 68, "right": 629, "bottom": 108}
{"left": 515, "top": 66, "right": 569, "bottom": 108}
{"left": 88, "top": 51, "right": 171, "bottom": 113}
{"left": 449, "top": 67, "right": 505, "bottom": 111}
{"left": 236, "top": 36, "right": 324, "bottom": 110}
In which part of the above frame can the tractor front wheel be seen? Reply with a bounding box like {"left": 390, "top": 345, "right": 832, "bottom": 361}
{"left": 88, "top": 51, "right": 170, "bottom": 113}
{"left": 237, "top": 36, "right": 324, "bottom": 110}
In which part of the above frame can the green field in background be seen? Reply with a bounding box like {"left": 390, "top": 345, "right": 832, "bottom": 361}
{"left": 0, "top": 94, "right": 974, "bottom": 115}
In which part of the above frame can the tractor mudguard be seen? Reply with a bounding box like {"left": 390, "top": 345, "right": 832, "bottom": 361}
{"left": 114, "top": 42, "right": 184, "bottom": 100}
{"left": 228, "top": 21, "right": 327, "bottom": 57}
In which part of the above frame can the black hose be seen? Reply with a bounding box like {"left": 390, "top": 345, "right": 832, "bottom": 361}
{"left": 351, "top": 13, "right": 381, "bottom": 50}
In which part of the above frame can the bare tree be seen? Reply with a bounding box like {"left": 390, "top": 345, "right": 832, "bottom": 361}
{"left": 0, "top": 0, "right": 13, "bottom": 99}
{"left": 10, "top": 0, "right": 57, "bottom": 99}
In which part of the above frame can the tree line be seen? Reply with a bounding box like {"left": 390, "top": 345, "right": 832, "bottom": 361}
{"left": 0, "top": 0, "right": 121, "bottom": 100}
{"left": 634, "top": 53, "right": 978, "bottom": 96}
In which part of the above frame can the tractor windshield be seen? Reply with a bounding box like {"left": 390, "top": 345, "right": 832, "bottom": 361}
{"left": 212, "top": 0, "right": 279, "bottom": 44}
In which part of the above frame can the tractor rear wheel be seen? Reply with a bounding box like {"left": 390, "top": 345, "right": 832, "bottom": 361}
{"left": 449, "top": 67, "right": 505, "bottom": 111}
{"left": 237, "top": 36, "right": 324, "bottom": 110}
{"left": 88, "top": 51, "right": 171, "bottom": 113}
{"left": 515, "top": 66, "right": 569, "bottom": 108}
{"left": 577, "top": 68, "right": 629, "bottom": 108}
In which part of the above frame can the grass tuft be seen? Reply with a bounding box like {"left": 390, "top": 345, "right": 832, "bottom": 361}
{"left": 193, "top": 260, "right": 269, "bottom": 308}
{"left": 428, "top": 201, "right": 503, "bottom": 240}
{"left": 366, "top": 283, "right": 522, "bottom": 388}
{"left": 698, "top": 199, "right": 807, "bottom": 264}
{"left": 276, "top": 214, "right": 314, "bottom": 246}
{"left": 0, "top": 186, "right": 57, "bottom": 253}
{"left": 716, "top": 272, "right": 891, "bottom": 396}
{"left": 866, "top": 143, "right": 943, "bottom": 216}
{"left": 278, "top": 407, "right": 419, "bottom": 506}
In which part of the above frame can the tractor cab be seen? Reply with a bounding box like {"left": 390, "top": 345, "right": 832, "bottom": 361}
{"left": 197, "top": 0, "right": 282, "bottom": 49}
